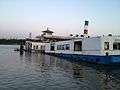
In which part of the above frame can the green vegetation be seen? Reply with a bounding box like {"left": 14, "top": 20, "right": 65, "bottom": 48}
{"left": 0, "top": 39, "right": 25, "bottom": 45}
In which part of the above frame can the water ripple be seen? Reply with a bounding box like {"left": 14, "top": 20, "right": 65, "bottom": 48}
{"left": 0, "top": 45, "right": 120, "bottom": 90}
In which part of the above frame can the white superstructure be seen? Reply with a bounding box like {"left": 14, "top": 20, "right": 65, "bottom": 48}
{"left": 24, "top": 21, "right": 120, "bottom": 64}
{"left": 44, "top": 36, "right": 120, "bottom": 56}
{"left": 25, "top": 21, "right": 120, "bottom": 56}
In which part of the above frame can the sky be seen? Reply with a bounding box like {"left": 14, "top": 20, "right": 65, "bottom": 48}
{"left": 0, "top": 0, "right": 120, "bottom": 39}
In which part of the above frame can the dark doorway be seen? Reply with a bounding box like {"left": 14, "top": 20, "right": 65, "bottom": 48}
{"left": 74, "top": 41, "right": 82, "bottom": 51}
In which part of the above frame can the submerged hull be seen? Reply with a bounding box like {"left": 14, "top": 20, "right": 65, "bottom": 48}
{"left": 46, "top": 53, "right": 120, "bottom": 65}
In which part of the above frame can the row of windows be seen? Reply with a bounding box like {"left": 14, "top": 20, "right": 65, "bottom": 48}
{"left": 57, "top": 44, "right": 70, "bottom": 50}
{"left": 33, "top": 45, "right": 38, "bottom": 49}
{"left": 104, "top": 42, "right": 120, "bottom": 50}
{"left": 33, "top": 45, "right": 45, "bottom": 50}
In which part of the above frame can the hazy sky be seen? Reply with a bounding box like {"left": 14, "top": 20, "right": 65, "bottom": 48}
{"left": 0, "top": 0, "right": 120, "bottom": 39}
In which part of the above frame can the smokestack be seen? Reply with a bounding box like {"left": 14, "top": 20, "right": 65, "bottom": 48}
{"left": 83, "top": 21, "right": 89, "bottom": 37}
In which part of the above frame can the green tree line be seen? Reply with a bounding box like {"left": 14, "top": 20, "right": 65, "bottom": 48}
{"left": 0, "top": 39, "right": 25, "bottom": 45}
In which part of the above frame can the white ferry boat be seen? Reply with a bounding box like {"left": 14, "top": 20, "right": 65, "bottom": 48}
{"left": 25, "top": 21, "right": 120, "bottom": 65}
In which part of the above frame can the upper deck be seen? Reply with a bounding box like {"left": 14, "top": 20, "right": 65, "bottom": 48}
{"left": 44, "top": 35, "right": 120, "bottom": 56}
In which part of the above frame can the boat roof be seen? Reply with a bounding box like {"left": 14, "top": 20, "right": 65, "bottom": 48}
{"left": 42, "top": 29, "right": 54, "bottom": 33}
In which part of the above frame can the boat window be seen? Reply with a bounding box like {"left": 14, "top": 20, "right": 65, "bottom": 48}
{"left": 74, "top": 41, "right": 82, "bottom": 51}
{"left": 62, "top": 45, "right": 65, "bottom": 50}
{"left": 57, "top": 45, "right": 61, "bottom": 50}
{"left": 50, "top": 44, "right": 55, "bottom": 51}
{"left": 118, "top": 43, "right": 120, "bottom": 50}
{"left": 113, "top": 42, "right": 118, "bottom": 50}
{"left": 57, "top": 44, "right": 70, "bottom": 50}
{"left": 36, "top": 45, "right": 38, "bottom": 49}
{"left": 30, "top": 43, "right": 32, "bottom": 48}
{"left": 104, "top": 42, "right": 109, "bottom": 50}
{"left": 40, "top": 46, "right": 42, "bottom": 49}
{"left": 65, "top": 44, "right": 70, "bottom": 50}
{"left": 33, "top": 45, "right": 36, "bottom": 49}
{"left": 113, "top": 42, "right": 120, "bottom": 50}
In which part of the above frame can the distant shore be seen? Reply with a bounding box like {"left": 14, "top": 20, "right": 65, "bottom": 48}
{"left": 0, "top": 39, "right": 25, "bottom": 45}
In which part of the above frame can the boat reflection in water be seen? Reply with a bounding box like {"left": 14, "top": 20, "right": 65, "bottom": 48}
{"left": 19, "top": 52, "right": 120, "bottom": 90}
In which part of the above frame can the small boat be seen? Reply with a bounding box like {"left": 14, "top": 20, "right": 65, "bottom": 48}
{"left": 14, "top": 48, "right": 20, "bottom": 51}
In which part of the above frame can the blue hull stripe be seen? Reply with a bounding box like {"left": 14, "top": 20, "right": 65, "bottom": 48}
{"left": 46, "top": 53, "right": 120, "bottom": 65}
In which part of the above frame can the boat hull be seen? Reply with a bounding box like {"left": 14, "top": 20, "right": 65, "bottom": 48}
{"left": 46, "top": 53, "right": 120, "bottom": 65}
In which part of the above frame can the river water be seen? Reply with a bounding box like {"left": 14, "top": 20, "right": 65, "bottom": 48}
{"left": 0, "top": 45, "right": 120, "bottom": 90}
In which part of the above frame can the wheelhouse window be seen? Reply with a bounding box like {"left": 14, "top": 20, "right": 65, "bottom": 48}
{"left": 104, "top": 42, "right": 109, "bottom": 50}
{"left": 113, "top": 42, "right": 120, "bottom": 50}
{"left": 74, "top": 41, "right": 82, "bottom": 51}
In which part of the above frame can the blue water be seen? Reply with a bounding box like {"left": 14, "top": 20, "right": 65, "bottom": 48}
{"left": 0, "top": 45, "right": 120, "bottom": 90}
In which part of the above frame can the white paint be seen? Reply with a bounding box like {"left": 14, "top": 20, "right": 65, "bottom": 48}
{"left": 25, "top": 41, "right": 46, "bottom": 50}
{"left": 25, "top": 35, "right": 120, "bottom": 56}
